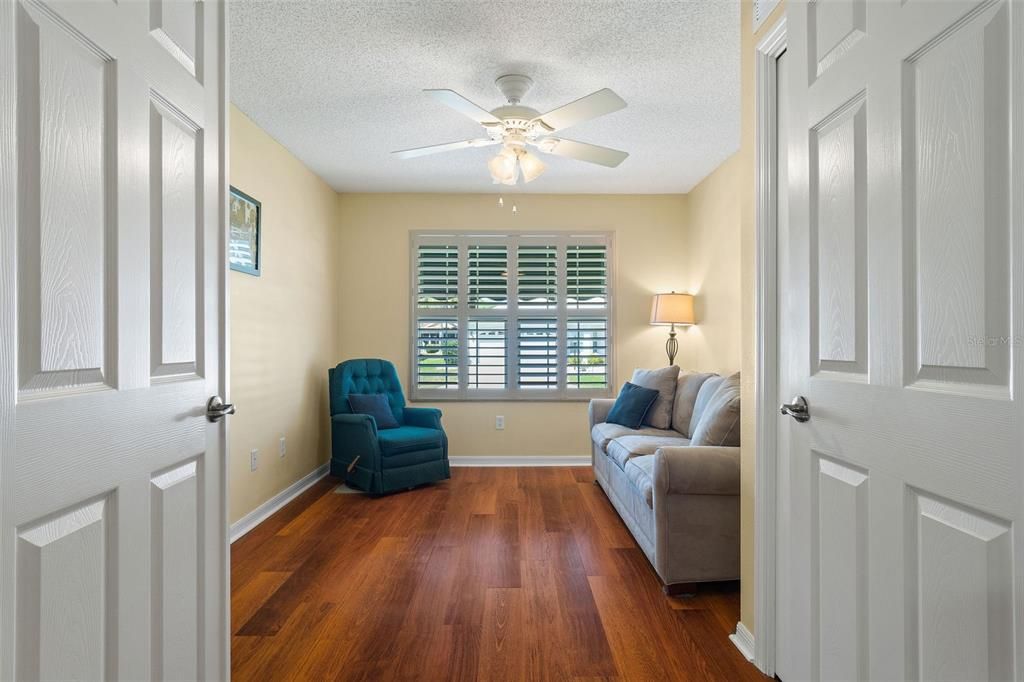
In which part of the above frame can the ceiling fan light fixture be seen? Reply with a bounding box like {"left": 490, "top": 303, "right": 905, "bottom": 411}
{"left": 518, "top": 150, "right": 546, "bottom": 183}
{"left": 488, "top": 147, "right": 519, "bottom": 184}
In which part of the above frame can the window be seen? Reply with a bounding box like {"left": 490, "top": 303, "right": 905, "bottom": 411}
{"left": 411, "top": 232, "right": 613, "bottom": 400}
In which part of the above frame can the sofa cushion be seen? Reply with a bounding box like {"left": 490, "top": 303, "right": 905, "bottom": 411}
{"left": 690, "top": 373, "right": 742, "bottom": 447}
{"left": 607, "top": 435, "right": 690, "bottom": 471}
{"left": 631, "top": 366, "right": 680, "bottom": 430}
{"left": 672, "top": 371, "right": 715, "bottom": 436}
{"left": 606, "top": 382, "right": 661, "bottom": 429}
{"left": 624, "top": 455, "right": 656, "bottom": 508}
{"left": 590, "top": 422, "right": 680, "bottom": 451}
{"left": 688, "top": 374, "right": 725, "bottom": 438}
{"left": 377, "top": 426, "right": 445, "bottom": 456}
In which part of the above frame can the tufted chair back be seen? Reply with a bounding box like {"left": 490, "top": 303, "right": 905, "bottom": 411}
{"left": 329, "top": 359, "right": 406, "bottom": 424}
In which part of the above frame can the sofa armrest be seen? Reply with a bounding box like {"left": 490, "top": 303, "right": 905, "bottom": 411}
{"left": 588, "top": 399, "right": 616, "bottom": 428}
{"left": 331, "top": 413, "right": 381, "bottom": 466}
{"left": 404, "top": 406, "right": 443, "bottom": 430}
{"left": 332, "top": 412, "right": 378, "bottom": 432}
{"left": 653, "top": 446, "right": 740, "bottom": 496}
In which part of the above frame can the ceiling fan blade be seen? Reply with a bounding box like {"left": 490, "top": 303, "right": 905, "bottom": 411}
{"left": 392, "top": 138, "right": 499, "bottom": 159}
{"left": 532, "top": 88, "right": 626, "bottom": 132}
{"left": 424, "top": 89, "right": 502, "bottom": 125}
{"left": 537, "top": 138, "right": 629, "bottom": 168}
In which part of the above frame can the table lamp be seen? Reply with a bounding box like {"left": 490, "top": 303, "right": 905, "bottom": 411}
{"left": 650, "top": 292, "right": 695, "bottom": 365}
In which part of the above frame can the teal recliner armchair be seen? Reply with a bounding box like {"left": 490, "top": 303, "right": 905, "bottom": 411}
{"left": 329, "top": 359, "right": 450, "bottom": 494}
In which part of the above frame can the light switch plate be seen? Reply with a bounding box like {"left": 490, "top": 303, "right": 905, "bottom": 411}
{"left": 250, "top": 448, "right": 259, "bottom": 472}
{"left": 495, "top": 415, "right": 505, "bottom": 430}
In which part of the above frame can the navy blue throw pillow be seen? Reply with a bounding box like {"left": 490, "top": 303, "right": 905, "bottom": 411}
{"left": 348, "top": 394, "right": 400, "bottom": 429}
{"left": 606, "top": 382, "right": 660, "bottom": 429}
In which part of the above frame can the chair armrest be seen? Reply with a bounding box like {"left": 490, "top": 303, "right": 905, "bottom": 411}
{"left": 404, "top": 406, "right": 443, "bottom": 430}
{"left": 653, "top": 446, "right": 740, "bottom": 496}
{"left": 588, "top": 399, "right": 616, "bottom": 428}
{"left": 331, "top": 413, "right": 381, "bottom": 464}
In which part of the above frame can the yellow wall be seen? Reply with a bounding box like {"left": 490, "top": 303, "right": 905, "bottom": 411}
{"left": 228, "top": 106, "right": 339, "bottom": 524}
{"left": 680, "top": 152, "right": 743, "bottom": 376}
{"left": 334, "top": 193, "right": 691, "bottom": 456}
{"left": 739, "top": 0, "right": 787, "bottom": 634}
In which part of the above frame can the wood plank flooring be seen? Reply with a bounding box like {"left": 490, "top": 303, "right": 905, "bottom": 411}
{"left": 231, "top": 467, "right": 765, "bottom": 681}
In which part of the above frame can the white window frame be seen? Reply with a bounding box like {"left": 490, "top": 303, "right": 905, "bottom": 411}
{"left": 410, "top": 230, "right": 615, "bottom": 402}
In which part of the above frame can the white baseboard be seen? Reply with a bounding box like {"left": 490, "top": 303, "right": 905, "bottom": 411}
{"left": 449, "top": 455, "right": 590, "bottom": 467}
{"left": 229, "top": 463, "right": 329, "bottom": 543}
{"left": 729, "top": 621, "right": 755, "bottom": 662}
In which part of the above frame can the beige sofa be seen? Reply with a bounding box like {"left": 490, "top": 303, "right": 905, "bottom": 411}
{"left": 589, "top": 370, "right": 741, "bottom": 594}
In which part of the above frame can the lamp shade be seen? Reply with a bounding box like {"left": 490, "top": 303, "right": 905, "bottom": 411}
{"left": 488, "top": 147, "right": 518, "bottom": 185}
{"left": 650, "top": 292, "right": 695, "bottom": 326}
{"left": 518, "top": 150, "right": 546, "bottom": 183}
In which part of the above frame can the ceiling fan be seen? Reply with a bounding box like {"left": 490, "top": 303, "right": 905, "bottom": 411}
{"left": 392, "top": 74, "right": 629, "bottom": 185}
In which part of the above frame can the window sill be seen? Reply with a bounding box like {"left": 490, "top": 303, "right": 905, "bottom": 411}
{"left": 410, "top": 392, "right": 614, "bottom": 403}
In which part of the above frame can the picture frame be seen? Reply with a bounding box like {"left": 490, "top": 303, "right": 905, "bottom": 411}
{"left": 229, "top": 186, "right": 261, "bottom": 276}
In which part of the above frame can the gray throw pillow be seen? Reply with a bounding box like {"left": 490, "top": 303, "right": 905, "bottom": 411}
{"left": 690, "top": 372, "right": 741, "bottom": 447}
{"left": 688, "top": 374, "right": 725, "bottom": 438}
{"left": 672, "top": 371, "right": 715, "bottom": 436}
{"left": 630, "top": 366, "right": 680, "bottom": 430}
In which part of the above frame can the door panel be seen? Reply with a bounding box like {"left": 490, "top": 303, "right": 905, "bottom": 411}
{"left": 150, "top": 94, "right": 202, "bottom": 379}
{"left": 17, "top": 4, "right": 113, "bottom": 395}
{"left": 814, "top": 454, "right": 868, "bottom": 682}
{"left": 808, "top": 0, "right": 865, "bottom": 80}
{"left": 810, "top": 92, "right": 866, "bottom": 376}
{"left": 904, "top": 1, "right": 1010, "bottom": 392}
{"left": 150, "top": 0, "right": 201, "bottom": 77}
{"left": 781, "top": 1, "right": 1023, "bottom": 680}
{"left": 151, "top": 459, "right": 201, "bottom": 681}
{"left": 909, "top": 491, "right": 1014, "bottom": 681}
{"left": 0, "top": 1, "right": 228, "bottom": 680}
{"left": 16, "top": 496, "right": 111, "bottom": 681}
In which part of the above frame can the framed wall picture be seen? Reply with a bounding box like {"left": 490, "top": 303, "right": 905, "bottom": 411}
{"left": 229, "top": 186, "right": 261, "bottom": 276}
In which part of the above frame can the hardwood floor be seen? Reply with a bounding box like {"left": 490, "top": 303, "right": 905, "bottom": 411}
{"left": 231, "top": 467, "right": 764, "bottom": 681}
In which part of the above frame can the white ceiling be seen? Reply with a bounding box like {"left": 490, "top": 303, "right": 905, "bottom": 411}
{"left": 229, "top": 1, "right": 740, "bottom": 194}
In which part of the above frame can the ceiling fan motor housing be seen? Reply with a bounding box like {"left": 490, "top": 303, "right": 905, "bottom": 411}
{"left": 495, "top": 74, "right": 533, "bottom": 104}
{"left": 487, "top": 105, "right": 554, "bottom": 143}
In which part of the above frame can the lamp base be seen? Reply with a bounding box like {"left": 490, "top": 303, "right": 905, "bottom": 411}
{"left": 665, "top": 326, "right": 678, "bottom": 366}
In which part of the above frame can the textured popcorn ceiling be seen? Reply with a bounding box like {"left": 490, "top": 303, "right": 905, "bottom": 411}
{"left": 230, "top": 1, "right": 740, "bottom": 194}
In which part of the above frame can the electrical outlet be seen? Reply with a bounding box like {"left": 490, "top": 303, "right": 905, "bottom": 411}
{"left": 250, "top": 448, "right": 259, "bottom": 472}
{"left": 279, "top": 436, "right": 287, "bottom": 458}
{"left": 495, "top": 415, "right": 505, "bottom": 430}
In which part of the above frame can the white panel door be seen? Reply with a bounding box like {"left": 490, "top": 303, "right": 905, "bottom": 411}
{"left": 0, "top": 0, "right": 229, "bottom": 679}
{"left": 780, "top": 0, "right": 1023, "bottom": 680}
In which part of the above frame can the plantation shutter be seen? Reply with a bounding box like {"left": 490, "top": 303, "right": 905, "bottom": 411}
{"left": 416, "top": 245, "right": 458, "bottom": 308}
{"left": 415, "top": 318, "right": 459, "bottom": 389}
{"left": 566, "top": 245, "right": 608, "bottom": 309}
{"left": 467, "top": 319, "right": 507, "bottom": 388}
{"left": 411, "top": 233, "right": 613, "bottom": 399}
{"left": 566, "top": 318, "right": 609, "bottom": 389}
{"left": 467, "top": 245, "right": 508, "bottom": 309}
{"left": 517, "top": 318, "right": 559, "bottom": 388}
{"left": 517, "top": 245, "right": 558, "bottom": 309}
